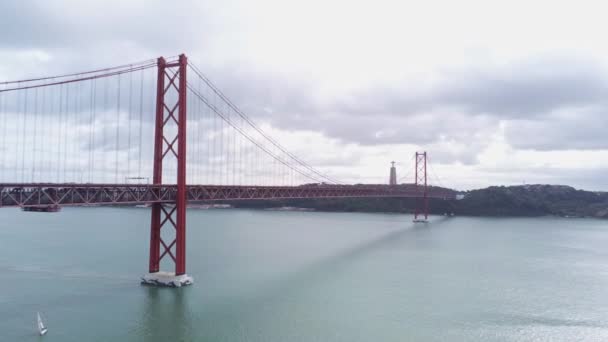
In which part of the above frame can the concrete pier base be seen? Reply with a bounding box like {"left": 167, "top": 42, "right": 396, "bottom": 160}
{"left": 141, "top": 272, "right": 194, "bottom": 287}
{"left": 413, "top": 219, "right": 429, "bottom": 223}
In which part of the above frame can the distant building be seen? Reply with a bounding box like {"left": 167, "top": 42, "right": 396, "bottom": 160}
{"left": 389, "top": 161, "right": 397, "bottom": 185}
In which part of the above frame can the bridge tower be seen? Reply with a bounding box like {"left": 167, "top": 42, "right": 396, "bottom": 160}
{"left": 413, "top": 152, "right": 428, "bottom": 222}
{"left": 389, "top": 161, "right": 397, "bottom": 185}
{"left": 142, "top": 54, "right": 193, "bottom": 287}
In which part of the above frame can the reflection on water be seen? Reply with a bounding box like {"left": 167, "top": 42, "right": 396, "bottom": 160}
{"left": 138, "top": 287, "right": 193, "bottom": 342}
{"left": 1, "top": 208, "right": 608, "bottom": 341}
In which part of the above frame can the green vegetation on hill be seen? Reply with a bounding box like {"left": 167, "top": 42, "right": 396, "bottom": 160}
{"left": 455, "top": 184, "right": 608, "bottom": 218}
{"left": 221, "top": 184, "right": 608, "bottom": 218}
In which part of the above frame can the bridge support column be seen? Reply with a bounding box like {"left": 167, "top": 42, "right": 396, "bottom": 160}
{"left": 142, "top": 54, "right": 193, "bottom": 287}
{"left": 413, "top": 151, "right": 429, "bottom": 222}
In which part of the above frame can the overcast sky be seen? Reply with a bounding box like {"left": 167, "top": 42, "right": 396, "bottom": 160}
{"left": 1, "top": 0, "right": 608, "bottom": 190}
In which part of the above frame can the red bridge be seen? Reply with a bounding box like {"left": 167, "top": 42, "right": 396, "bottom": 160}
{"left": 0, "top": 54, "right": 455, "bottom": 286}
{"left": 0, "top": 183, "right": 454, "bottom": 207}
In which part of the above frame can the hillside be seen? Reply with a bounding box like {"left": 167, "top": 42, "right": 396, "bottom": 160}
{"left": 454, "top": 184, "right": 608, "bottom": 218}
{"left": 221, "top": 184, "right": 608, "bottom": 218}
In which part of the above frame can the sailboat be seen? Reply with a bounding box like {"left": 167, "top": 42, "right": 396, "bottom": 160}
{"left": 37, "top": 312, "right": 48, "bottom": 336}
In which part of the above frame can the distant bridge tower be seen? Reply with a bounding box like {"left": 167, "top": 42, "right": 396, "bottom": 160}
{"left": 389, "top": 161, "right": 397, "bottom": 185}
{"left": 414, "top": 152, "right": 428, "bottom": 222}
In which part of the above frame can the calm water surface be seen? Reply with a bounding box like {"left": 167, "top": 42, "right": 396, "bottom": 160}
{"left": 1, "top": 208, "right": 608, "bottom": 341}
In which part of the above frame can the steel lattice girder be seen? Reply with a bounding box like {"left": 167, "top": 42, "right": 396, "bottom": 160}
{"left": 0, "top": 183, "right": 456, "bottom": 208}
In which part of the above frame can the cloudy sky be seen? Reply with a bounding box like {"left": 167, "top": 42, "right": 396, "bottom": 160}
{"left": 1, "top": 0, "right": 608, "bottom": 190}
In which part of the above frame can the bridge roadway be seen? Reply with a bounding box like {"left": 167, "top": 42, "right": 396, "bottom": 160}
{"left": 0, "top": 183, "right": 456, "bottom": 208}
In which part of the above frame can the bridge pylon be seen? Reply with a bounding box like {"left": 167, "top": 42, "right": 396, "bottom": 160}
{"left": 413, "top": 151, "right": 429, "bottom": 222}
{"left": 141, "top": 54, "right": 193, "bottom": 287}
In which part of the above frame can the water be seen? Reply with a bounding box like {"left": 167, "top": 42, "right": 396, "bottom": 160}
{"left": 1, "top": 208, "right": 608, "bottom": 341}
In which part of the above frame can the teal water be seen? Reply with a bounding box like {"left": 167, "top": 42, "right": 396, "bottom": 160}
{"left": 1, "top": 208, "right": 608, "bottom": 341}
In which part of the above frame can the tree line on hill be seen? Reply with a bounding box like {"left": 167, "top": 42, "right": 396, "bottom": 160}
{"left": 218, "top": 184, "right": 608, "bottom": 218}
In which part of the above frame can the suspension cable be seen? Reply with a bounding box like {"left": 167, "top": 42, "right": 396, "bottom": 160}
{"left": 0, "top": 63, "right": 157, "bottom": 93}
{"left": 188, "top": 62, "right": 340, "bottom": 184}
{"left": 0, "top": 58, "right": 159, "bottom": 85}
{"left": 187, "top": 83, "right": 328, "bottom": 183}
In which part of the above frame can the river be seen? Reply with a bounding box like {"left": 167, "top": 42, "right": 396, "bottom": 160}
{"left": 1, "top": 207, "right": 607, "bottom": 341}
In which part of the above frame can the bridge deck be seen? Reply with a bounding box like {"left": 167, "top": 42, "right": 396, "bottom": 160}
{"left": 0, "top": 183, "right": 456, "bottom": 208}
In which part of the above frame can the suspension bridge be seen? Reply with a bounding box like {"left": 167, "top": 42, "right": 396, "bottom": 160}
{"left": 0, "top": 54, "right": 455, "bottom": 286}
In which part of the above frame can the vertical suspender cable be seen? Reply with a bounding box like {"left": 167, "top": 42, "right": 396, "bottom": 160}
{"left": 213, "top": 88, "right": 217, "bottom": 184}
{"left": 88, "top": 79, "right": 93, "bottom": 182}
{"left": 56, "top": 83, "right": 62, "bottom": 182}
{"left": 127, "top": 70, "right": 133, "bottom": 178}
{"left": 219, "top": 94, "right": 223, "bottom": 185}
{"left": 76, "top": 77, "right": 82, "bottom": 181}
{"left": 138, "top": 68, "right": 144, "bottom": 178}
{"left": 102, "top": 77, "right": 108, "bottom": 183}
{"left": 197, "top": 77, "right": 202, "bottom": 184}
{"left": 92, "top": 79, "right": 98, "bottom": 182}
{"left": 115, "top": 74, "right": 121, "bottom": 183}
{"left": 205, "top": 84, "right": 210, "bottom": 184}
{"left": 42, "top": 86, "right": 47, "bottom": 182}
{"left": 32, "top": 87, "right": 38, "bottom": 182}
{"left": 49, "top": 83, "right": 55, "bottom": 182}
{"left": 21, "top": 89, "right": 28, "bottom": 182}
{"left": 72, "top": 81, "right": 78, "bottom": 181}
{"left": 222, "top": 103, "right": 231, "bottom": 185}
{"left": 63, "top": 83, "right": 70, "bottom": 182}
{"left": 14, "top": 86, "right": 20, "bottom": 183}
{"left": 232, "top": 108, "right": 237, "bottom": 185}
{"left": 0, "top": 85, "right": 4, "bottom": 181}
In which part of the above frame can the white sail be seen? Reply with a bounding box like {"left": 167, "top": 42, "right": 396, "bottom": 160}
{"left": 37, "top": 312, "right": 47, "bottom": 336}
